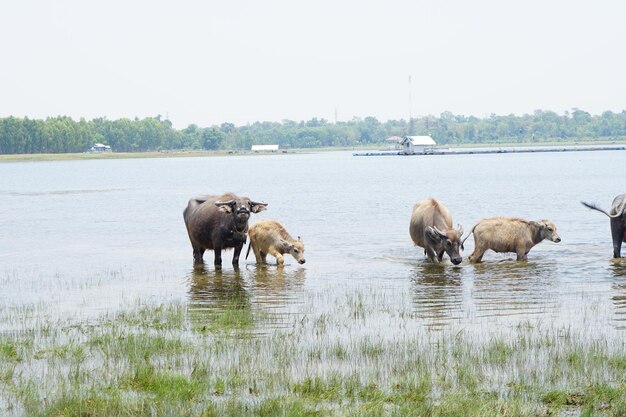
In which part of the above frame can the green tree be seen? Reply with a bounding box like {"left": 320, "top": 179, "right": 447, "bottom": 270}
{"left": 201, "top": 128, "right": 225, "bottom": 150}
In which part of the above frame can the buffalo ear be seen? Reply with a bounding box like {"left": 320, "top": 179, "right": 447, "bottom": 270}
{"left": 251, "top": 203, "right": 268, "bottom": 213}
{"left": 279, "top": 239, "right": 293, "bottom": 252}
{"left": 529, "top": 221, "right": 544, "bottom": 229}
{"left": 217, "top": 204, "right": 233, "bottom": 213}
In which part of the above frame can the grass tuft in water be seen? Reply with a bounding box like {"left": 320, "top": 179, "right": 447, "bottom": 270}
{"left": 0, "top": 339, "right": 22, "bottom": 362}
{"left": 124, "top": 362, "right": 207, "bottom": 401}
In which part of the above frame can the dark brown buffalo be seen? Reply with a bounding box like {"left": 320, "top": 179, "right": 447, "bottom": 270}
{"left": 409, "top": 198, "right": 464, "bottom": 265}
{"left": 582, "top": 194, "right": 626, "bottom": 258}
{"left": 183, "top": 193, "right": 267, "bottom": 266}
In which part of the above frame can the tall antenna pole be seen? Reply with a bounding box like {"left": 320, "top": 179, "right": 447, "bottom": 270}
{"left": 408, "top": 75, "right": 414, "bottom": 135}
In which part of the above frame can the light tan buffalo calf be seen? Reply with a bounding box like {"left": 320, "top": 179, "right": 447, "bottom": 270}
{"left": 463, "top": 217, "right": 561, "bottom": 262}
{"left": 246, "top": 220, "right": 305, "bottom": 265}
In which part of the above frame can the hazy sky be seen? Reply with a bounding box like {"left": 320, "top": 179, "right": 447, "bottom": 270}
{"left": 1, "top": 0, "right": 624, "bottom": 128}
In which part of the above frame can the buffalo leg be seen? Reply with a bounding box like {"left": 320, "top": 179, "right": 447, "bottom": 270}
{"left": 425, "top": 247, "right": 438, "bottom": 263}
{"left": 252, "top": 242, "right": 264, "bottom": 264}
{"left": 516, "top": 249, "right": 529, "bottom": 262}
{"left": 469, "top": 246, "right": 486, "bottom": 263}
{"left": 436, "top": 249, "right": 445, "bottom": 262}
{"left": 193, "top": 247, "right": 205, "bottom": 263}
{"left": 269, "top": 248, "right": 284, "bottom": 265}
{"left": 214, "top": 247, "right": 223, "bottom": 266}
{"left": 232, "top": 244, "right": 243, "bottom": 265}
{"left": 610, "top": 218, "right": 623, "bottom": 258}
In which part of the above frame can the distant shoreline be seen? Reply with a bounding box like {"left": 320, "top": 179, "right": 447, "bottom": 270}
{"left": 1, "top": 139, "right": 624, "bottom": 162}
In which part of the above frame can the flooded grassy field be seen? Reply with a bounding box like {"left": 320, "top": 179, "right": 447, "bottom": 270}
{"left": 1, "top": 150, "right": 625, "bottom": 415}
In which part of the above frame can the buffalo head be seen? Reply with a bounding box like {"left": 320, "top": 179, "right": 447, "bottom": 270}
{"left": 288, "top": 237, "right": 306, "bottom": 264}
{"left": 215, "top": 197, "right": 268, "bottom": 224}
{"left": 426, "top": 224, "right": 464, "bottom": 265}
{"left": 530, "top": 220, "right": 561, "bottom": 243}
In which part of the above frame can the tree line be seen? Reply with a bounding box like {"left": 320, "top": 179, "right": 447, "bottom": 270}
{"left": 0, "top": 109, "right": 624, "bottom": 154}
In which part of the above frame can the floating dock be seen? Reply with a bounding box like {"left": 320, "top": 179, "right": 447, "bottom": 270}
{"left": 353, "top": 144, "right": 626, "bottom": 157}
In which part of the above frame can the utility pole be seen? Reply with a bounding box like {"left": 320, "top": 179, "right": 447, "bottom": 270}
{"left": 408, "top": 75, "right": 415, "bottom": 135}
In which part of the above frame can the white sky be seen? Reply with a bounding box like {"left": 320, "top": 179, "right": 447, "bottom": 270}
{"left": 1, "top": 0, "right": 624, "bottom": 128}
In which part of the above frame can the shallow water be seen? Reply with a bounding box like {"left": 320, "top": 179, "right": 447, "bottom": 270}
{"left": 1, "top": 150, "right": 626, "bottom": 337}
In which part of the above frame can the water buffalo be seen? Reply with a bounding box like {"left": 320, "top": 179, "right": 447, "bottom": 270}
{"left": 409, "top": 198, "right": 463, "bottom": 265}
{"left": 246, "top": 220, "right": 305, "bottom": 265}
{"left": 582, "top": 194, "right": 626, "bottom": 258}
{"left": 183, "top": 193, "right": 267, "bottom": 266}
{"left": 463, "top": 217, "right": 561, "bottom": 263}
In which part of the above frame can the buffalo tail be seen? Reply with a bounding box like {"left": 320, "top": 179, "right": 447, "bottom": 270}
{"left": 461, "top": 225, "right": 476, "bottom": 247}
{"left": 245, "top": 240, "right": 252, "bottom": 260}
{"left": 581, "top": 201, "right": 616, "bottom": 218}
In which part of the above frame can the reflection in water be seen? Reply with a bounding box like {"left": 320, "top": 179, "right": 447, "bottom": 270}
{"left": 186, "top": 264, "right": 307, "bottom": 334}
{"left": 248, "top": 265, "right": 307, "bottom": 312}
{"left": 187, "top": 264, "right": 248, "bottom": 308}
{"left": 610, "top": 259, "right": 626, "bottom": 278}
{"left": 471, "top": 261, "right": 559, "bottom": 319}
{"left": 187, "top": 265, "right": 253, "bottom": 332}
{"left": 410, "top": 264, "right": 464, "bottom": 328}
{"left": 611, "top": 260, "right": 626, "bottom": 329}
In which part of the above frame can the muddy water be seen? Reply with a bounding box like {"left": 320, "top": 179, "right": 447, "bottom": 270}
{"left": 1, "top": 150, "right": 626, "bottom": 336}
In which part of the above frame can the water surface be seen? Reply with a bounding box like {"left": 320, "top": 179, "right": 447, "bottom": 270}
{"left": 1, "top": 150, "right": 625, "bottom": 337}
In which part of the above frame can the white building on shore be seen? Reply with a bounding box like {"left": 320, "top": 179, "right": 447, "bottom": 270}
{"left": 88, "top": 143, "right": 112, "bottom": 152}
{"left": 251, "top": 144, "right": 279, "bottom": 152}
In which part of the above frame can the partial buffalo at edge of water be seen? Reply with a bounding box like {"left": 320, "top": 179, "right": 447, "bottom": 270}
{"left": 582, "top": 194, "right": 626, "bottom": 258}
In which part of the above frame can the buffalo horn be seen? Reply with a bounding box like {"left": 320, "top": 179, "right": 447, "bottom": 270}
{"left": 215, "top": 199, "right": 235, "bottom": 206}
{"left": 457, "top": 224, "right": 464, "bottom": 236}
{"left": 250, "top": 200, "right": 268, "bottom": 207}
{"left": 433, "top": 226, "right": 448, "bottom": 238}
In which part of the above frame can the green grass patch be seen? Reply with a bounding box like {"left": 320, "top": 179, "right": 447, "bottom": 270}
{"left": 0, "top": 339, "right": 22, "bottom": 361}
{"left": 257, "top": 397, "right": 325, "bottom": 417}
{"left": 90, "top": 332, "right": 190, "bottom": 362}
{"left": 125, "top": 363, "right": 207, "bottom": 401}
{"left": 609, "top": 354, "right": 626, "bottom": 372}
{"left": 112, "top": 303, "right": 186, "bottom": 330}
{"left": 34, "top": 343, "right": 86, "bottom": 361}
{"left": 484, "top": 339, "right": 515, "bottom": 366}
{"left": 37, "top": 392, "right": 151, "bottom": 417}
{"left": 2, "top": 297, "right": 626, "bottom": 417}
{"left": 293, "top": 376, "right": 343, "bottom": 401}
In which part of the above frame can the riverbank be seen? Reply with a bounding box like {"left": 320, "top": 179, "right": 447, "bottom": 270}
{"left": 2, "top": 139, "right": 624, "bottom": 162}
{"left": 0, "top": 150, "right": 234, "bottom": 162}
